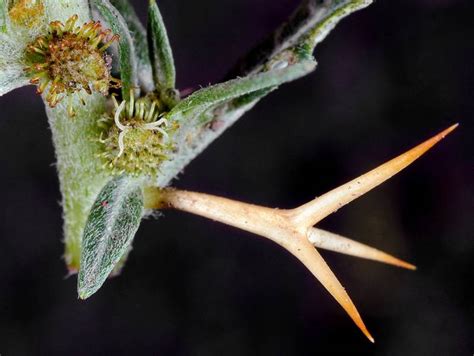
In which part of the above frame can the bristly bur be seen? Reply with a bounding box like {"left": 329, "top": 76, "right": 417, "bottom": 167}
{"left": 24, "top": 14, "right": 121, "bottom": 110}
{"left": 97, "top": 90, "right": 178, "bottom": 176}
{"left": 0, "top": 0, "right": 459, "bottom": 342}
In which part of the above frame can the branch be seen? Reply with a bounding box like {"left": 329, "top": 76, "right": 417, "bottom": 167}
{"left": 225, "top": 0, "right": 372, "bottom": 78}
{"left": 145, "top": 125, "right": 457, "bottom": 341}
{"left": 157, "top": 60, "right": 316, "bottom": 186}
{"left": 155, "top": 0, "right": 373, "bottom": 187}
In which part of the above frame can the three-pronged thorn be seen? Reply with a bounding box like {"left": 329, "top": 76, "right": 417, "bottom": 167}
{"left": 144, "top": 124, "right": 458, "bottom": 342}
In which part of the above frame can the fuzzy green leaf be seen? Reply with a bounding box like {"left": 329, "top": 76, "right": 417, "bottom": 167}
{"left": 78, "top": 176, "right": 144, "bottom": 299}
{"left": 0, "top": 33, "right": 30, "bottom": 96}
{"left": 92, "top": 0, "right": 139, "bottom": 97}
{"left": 214, "top": 0, "right": 373, "bottom": 127}
{"left": 110, "top": 0, "right": 154, "bottom": 92}
{"left": 155, "top": 59, "right": 316, "bottom": 186}
{"left": 213, "top": 0, "right": 373, "bottom": 133}
{"left": 0, "top": 63, "right": 29, "bottom": 97}
{"left": 45, "top": 93, "right": 109, "bottom": 271}
{"left": 168, "top": 59, "right": 316, "bottom": 123}
{"left": 303, "top": 0, "right": 373, "bottom": 52}
{"left": 148, "top": 0, "right": 176, "bottom": 92}
{"left": 227, "top": 0, "right": 372, "bottom": 78}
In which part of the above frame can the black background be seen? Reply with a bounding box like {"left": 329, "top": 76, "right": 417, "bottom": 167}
{"left": 0, "top": 0, "right": 473, "bottom": 354}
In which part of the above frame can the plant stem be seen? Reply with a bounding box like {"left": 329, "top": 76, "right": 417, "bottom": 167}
{"left": 225, "top": 0, "right": 372, "bottom": 79}
{"left": 154, "top": 0, "right": 373, "bottom": 188}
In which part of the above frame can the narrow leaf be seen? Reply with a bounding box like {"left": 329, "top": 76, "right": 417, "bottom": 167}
{"left": 227, "top": 0, "right": 373, "bottom": 78}
{"left": 304, "top": 0, "right": 372, "bottom": 51}
{"left": 92, "top": 0, "right": 139, "bottom": 97}
{"left": 78, "top": 176, "right": 144, "bottom": 299}
{"left": 215, "top": 0, "right": 372, "bottom": 117}
{"left": 110, "top": 0, "right": 154, "bottom": 91}
{"left": 155, "top": 59, "right": 316, "bottom": 186}
{"left": 168, "top": 59, "right": 316, "bottom": 122}
{"left": 148, "top": 0, "right": 176, "bottom": 91}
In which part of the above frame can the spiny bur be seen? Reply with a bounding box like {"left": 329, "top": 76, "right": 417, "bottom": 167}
{"left": 23, "top": 14, "right": 121, "bottom": 112}
{"left": 98, "top": 92, "right": 178, "bottom": 177}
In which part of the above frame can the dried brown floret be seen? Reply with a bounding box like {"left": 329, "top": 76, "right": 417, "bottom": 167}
{"left": 24, "top": 15, "right": 120, "bottom": 111}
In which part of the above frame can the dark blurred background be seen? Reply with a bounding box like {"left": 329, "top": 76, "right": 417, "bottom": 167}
{"left": 0, "top": 0, "right": 472, "bottom": 354}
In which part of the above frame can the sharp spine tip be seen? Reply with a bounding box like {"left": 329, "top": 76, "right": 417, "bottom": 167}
{"left": 382, "top": 254, "right": 417, "bottom": 271}
{"left": 434, "top": 123, "right": 458, "bottom": 140}
{"left": 354, "top": 316, "right": 374, "bottom": 343}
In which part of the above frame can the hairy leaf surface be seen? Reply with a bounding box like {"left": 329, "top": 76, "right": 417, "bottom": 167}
{"left": 148, "top": 0, "right": 176, "bottom": 98}
{"left": 110, "top": 0, "right": 154, "bottom": 91}
{"left": 78, "top": 176, "right": 144, "bottom": 299}
{"left": 92, "top": 0, "right": 139, "bottom": 97}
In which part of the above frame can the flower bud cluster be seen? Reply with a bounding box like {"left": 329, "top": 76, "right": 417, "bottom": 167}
{"left": 98, "top": 92, "right": 178, "bottom": 177}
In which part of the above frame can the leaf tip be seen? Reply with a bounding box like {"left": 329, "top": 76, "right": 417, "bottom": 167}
{"left": 78, "top": 276, "right": 105, "bottom": 300}
{"left": 78, "top": 287, "right": 94, "bottom": 300}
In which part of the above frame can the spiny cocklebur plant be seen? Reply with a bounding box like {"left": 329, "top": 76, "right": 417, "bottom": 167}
{"left": 0, "top": 0, "right": 458, "bottom": 342}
